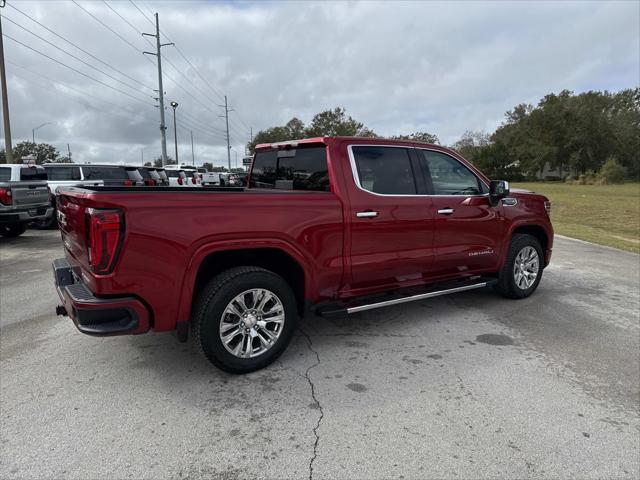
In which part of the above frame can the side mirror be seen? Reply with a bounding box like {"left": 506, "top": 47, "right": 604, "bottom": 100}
{"left": 489, "top": 180, "right": 510, "bottom": 206}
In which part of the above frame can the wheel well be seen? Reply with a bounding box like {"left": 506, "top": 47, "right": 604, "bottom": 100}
{"left": 192, "top": 248, "right": 306, "bottom": 314}
{"left": 513, "top": 225, "right": 549, "bottom": 253}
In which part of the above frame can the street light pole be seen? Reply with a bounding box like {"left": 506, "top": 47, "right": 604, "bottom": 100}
{"left": 32, "top": 122, "right": 51, "bottom": 144}
{"left": 190, "top": 130, "right": 194, "bottom": 165}
{"left": 170, "top": 101, "right": 178, "bottom": 164}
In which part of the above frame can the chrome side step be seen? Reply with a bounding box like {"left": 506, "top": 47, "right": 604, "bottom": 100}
{"left": 317, "top": 280, "right": 491, "bottom": 319}
{"left": 346, "top": 282, "right": 487, "bottom": 314}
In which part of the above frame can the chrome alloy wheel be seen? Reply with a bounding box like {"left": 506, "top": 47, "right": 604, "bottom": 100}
{"left": 513, "top": 246, "right": 540, "bottom": 290}
{"left": 219, "top": 288, "right": 285, "bottom": 358}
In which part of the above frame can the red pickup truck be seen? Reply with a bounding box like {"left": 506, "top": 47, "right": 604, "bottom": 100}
{"left": 53, "top": 137, "right": 553, "bottom": 373}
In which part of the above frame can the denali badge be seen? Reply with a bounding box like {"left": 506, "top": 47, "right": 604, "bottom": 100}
{"left": 469, "top": 249, "right": 494, "bottom": 257}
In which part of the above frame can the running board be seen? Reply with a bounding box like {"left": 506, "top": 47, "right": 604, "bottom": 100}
{"left": 317, "top": 279, "right": 493, "bottom": 319}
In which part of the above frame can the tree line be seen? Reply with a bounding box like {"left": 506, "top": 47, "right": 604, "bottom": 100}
{"left": 247, "top": 89, "right": 639, "bottom": 182}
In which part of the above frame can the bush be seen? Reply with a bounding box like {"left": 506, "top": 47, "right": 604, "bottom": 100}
{"left": 598, "top": 157, "right": 626, "bottom": 184}
{"left": 544, "top": 176, "right": 562, "bottom": 182}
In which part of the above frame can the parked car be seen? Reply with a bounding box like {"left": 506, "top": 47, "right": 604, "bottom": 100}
{"left": 0, "top": 163, "right": 53, "bottom": 237}
{"left": 68, "top": 164, "right": 144, "bottom": 187}
{"left": 138, "top": 167, "right": 168, "bottom": 186}
{"left": 37, "top": 164, "right": 105, "bottom": 228}
{"left": 201, "top": 171, "right": 222, "bottom": 186}
{"left": 164, "top": 168, "right": 189, "bottom": 186}
{"left": 154, "top": 168, "right": 170, "bottom": 186}
{"left": 52, "top": 137, "right": 553, "bottom": 373}
{"left": 174, "top": 164, "right": 202, "bottom": 186}
{"left": 219, "top": 172, "right": 246, "bottom": 187}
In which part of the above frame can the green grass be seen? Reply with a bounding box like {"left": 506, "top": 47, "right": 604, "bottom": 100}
{"left": 512, "top": 182, "right": 640, "bottom": 254}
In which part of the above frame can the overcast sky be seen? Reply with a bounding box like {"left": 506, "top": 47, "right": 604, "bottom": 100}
{"left": 1, "top": 0, "right": 638, "bottom": 167}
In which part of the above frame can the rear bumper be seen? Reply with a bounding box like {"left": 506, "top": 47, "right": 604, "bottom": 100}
{"left": 0, "top": 206, "right": 53, "bottom": 223}
{"left": 52, "top": 258, "right": 150, "bottom": 336}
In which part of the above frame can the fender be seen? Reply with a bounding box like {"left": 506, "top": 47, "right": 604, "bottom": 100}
{"left": 176, "top": 237, "right": 316, "bottom": 322}
{"left": 500, "top": 219, "right": 553, "bottom": 267}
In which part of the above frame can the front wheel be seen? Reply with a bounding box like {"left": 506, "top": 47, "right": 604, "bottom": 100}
{"left": 0, "top": 223, "right": 28, "bottom": 238}
{"left": 192, "top": 266, "right": 298, "bottom": 373}
{"left": 496, "top": 234, "right": 544, "bottom": 299}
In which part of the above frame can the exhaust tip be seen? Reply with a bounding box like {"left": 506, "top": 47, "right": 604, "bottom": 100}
{"left": 55, "top": 305, "right": 68, "bottom": 316}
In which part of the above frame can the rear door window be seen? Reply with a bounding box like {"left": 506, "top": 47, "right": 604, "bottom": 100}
{"left": 250, "top": 147, "right": 329, "bottom": 191}
{"left": 44, "top": 166, "right": 81, "bottom": 181}
{"left": 20, "top": 166, "right": 48, "bottom": 181}
{"left": 351, "top": 146, "right": 417, "bottom": 195}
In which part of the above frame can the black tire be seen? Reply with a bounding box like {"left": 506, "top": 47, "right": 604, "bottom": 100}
{"left": 0, "top": 223, "right": 27, "bottom": 238}
{"left": 496, "top": 233, "right": 544, "bottom": 299}
{"left": 192, "top": 266, "right": 298, "bottom": 374}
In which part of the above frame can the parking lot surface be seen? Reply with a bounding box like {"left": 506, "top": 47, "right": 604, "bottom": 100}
{"left": 1, "top": 230, "right": 639, "bottom": 479}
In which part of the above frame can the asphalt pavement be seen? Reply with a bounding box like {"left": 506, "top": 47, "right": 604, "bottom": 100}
{"left": 1, "top": 229, "right": 639, "bottom": 479}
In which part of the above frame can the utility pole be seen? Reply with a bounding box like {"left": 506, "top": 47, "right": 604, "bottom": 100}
{"left": 218, "top": 95, "right": 233, "bottom": 172}
{"left": 0, "top": 5, "right": 13, "bottom": 164}
{"left": 143, "top": 13, "right": 173, "bottom": 167}
{"left": 141, "top": 148, "right": 144, "bottom": 166}
{"left": 67, "top": 143, "right": 71, "bottom": 161}
{"left": 190, "top": 130, "right": 194, "bottom": 165}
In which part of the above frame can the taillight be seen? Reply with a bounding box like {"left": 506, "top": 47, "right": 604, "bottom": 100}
{"left": 123, "top": 179, "right": 133, "bottom": 186}
{"left": 177, "top": 177, "right": 183, "bottom": 185}
{"left": 145, "top": 179, "right": 155, "bottom": 186}
{"left": 191, "top": 176, "right": 196, "bottom": 184}
{"left": 0, "top": 188, "right": 12, "bottom": 205}
{"left": 86, "top": 208, "right": 123, "bottom": 275}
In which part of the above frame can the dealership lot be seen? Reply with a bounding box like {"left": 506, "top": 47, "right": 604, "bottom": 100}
{"left": 1, "top": 230, "right": 638, "bottom": 479}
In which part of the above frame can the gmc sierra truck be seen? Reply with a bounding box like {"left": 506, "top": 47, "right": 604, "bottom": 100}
{"left": 52, "top": 137, "right": 553, "bottom": 373}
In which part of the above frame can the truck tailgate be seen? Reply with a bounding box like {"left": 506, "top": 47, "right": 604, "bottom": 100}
{"left": 11, "top": 182, "right": 50, "bottom": 206}
{"left": 57, "top": 190, "right": 90, "bottom": 269}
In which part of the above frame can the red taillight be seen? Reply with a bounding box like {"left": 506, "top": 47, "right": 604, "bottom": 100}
{"left": 191, "top": 176, "right": 196, "bottom": 184}
{"left": 0, "top": 188, "right": 12, "bottom": 205}
{"left": 177, "top": 177, "right": 183, "bottom": 185}
{"left": 86, "top": 208, "right": 123, "bottom": 275}
{"left": 145, "top": 179, "right": 155, "bottom": 186}
{"left": 123, "top": 179, "right": 133, "bottom": 186}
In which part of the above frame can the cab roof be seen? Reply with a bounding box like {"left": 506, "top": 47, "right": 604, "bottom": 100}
{"left": 254, "top": 136, "right": 441, "bottom": 151}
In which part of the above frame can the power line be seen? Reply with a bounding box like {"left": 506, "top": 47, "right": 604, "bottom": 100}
{"left": 2, "top": 14, "right": 152, "bottom": 98}
{"left": 71, "top": 0, "right": 154, "bottom": 66}
{"left": 2, "top": 32, "right": 155, "bottom": 107}
{"left": 8, "top": 60, "right": 150, "bottom": 119}
{"left": 6, "top": 2, "right": 153, "bottom": 93}
{"left": 133, "top": 0, "right": 226, "bottom": 103}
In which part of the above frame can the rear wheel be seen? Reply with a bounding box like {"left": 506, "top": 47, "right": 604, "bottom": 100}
{"left": 192, "top": 266, "right": 298, "bottom": 374}
{"left": 496, "top": 234, "right": 544, "bottom": 299}
{"left": 0, "top": 223, "right": 27, "bottom": 238}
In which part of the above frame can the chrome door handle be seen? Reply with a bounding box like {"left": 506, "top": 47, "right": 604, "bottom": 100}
{"left": 356, "top": 211, "right": 379, "bottom": 218}
{"left": 437, "top": 208, "right": 455, "bottom": 215}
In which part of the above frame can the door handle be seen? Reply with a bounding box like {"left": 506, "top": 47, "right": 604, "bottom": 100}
{"left": 356, "top": 211, "right": 379, "bottom": 218}
{"left": 437, "top": 208, "right": 455, "bottom": 215}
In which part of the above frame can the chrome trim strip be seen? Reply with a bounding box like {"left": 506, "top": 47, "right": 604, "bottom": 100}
{"left": 346, "top": 282, "right": 487, "bottom": 314}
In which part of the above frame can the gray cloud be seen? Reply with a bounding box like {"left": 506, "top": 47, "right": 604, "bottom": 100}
{"left": 2, "top": 0, "right": 638, "bottom": 166}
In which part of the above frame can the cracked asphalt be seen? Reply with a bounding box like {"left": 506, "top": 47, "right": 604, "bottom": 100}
{"left": 1, "top": 230, "right": 639, "bottom": 479}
